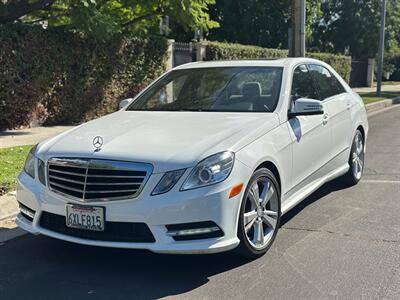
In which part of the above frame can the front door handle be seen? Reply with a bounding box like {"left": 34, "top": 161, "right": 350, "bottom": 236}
{"left": 322, "top": 113, "right": 329, "bottom": 125}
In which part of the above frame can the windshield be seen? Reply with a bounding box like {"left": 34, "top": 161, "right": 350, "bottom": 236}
{"left": 127, "top": 67, "right": 283, "bottom": 112}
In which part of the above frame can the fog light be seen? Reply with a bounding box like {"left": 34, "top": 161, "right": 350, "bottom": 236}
{"left": 167, "top": 227, "right": 220, "bottom": 237}
{"left": 166, "top": 221, "right": 224, "bottom": 241}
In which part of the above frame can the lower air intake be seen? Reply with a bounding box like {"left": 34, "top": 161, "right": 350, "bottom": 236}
{"left": 39, "top": 212, "right": 155, "bottom": 243}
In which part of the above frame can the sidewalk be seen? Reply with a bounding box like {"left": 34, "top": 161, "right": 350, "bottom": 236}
{"left": 352, "top": 84, "right": 400, "bottom": 93}
{"left": 0, "top": 126, "right": 74, "bottom": 149}
{"left": 0, "top": 192, "right": 18, "bottom": 221}
{"left": 0, "top": 192, "right": 25, "bottom": 243}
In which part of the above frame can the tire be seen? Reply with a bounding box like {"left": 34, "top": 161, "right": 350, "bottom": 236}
{"left": 342, "top": 129, "right": 365, "bottom": 185}
{"left": 236, "top": 168, "right": 281, "bottom": 259}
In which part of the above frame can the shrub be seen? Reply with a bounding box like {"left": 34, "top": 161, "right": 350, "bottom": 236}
{"left": 204, "top": 41, "right": 352, "bottom": 82}
{"left": 0, "top": 24, "right": 167, "bottom": 131}
{"left": 205, "top": 41, "right": 288, "bottom": 61}
{"left": 306, "top": 53, "right": 352, "bottom": 83}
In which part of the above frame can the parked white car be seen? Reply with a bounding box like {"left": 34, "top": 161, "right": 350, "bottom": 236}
{"left": 17, "top": 58, "right": 368, "bottom": 258}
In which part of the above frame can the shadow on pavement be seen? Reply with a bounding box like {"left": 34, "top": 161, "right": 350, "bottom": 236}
{"left": 281, "top": 178, "right": 352, "bottom": 226}
{"left": 0, "top": 234, "right": 250, "bottom": 299}
{"left": 0, "top": 131, "right": 31, "bottom": 137}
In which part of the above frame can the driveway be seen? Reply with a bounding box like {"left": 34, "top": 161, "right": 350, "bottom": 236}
{"left": 0, "top": 126, "right": 73, "bottom": 148}
{"left": 0, "top": 106, "right": 399, "bottom": 299}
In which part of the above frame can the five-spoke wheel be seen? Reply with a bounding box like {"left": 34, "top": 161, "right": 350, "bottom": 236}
{"left": 237, "top": 168, "right": 280, "bottom": 258}
{"left": 343, "top": 129, "right": 365, "bottom": 185}
{"left": 352, "top": 131, "right": 364, "bottom": 180}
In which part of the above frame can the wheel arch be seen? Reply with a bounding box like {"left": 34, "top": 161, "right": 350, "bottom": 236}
{"left": 235, "top": 159, "right": 283, "bottom": 230}
{"left": 255, "top": 161, "right": 281, "bottom": 194}
{"left": 357, "top": 125, "right": 365, "bottom": 140}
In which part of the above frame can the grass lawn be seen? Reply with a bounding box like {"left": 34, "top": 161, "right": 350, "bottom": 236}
{"left": 359, "top": 91, "right": 400, "bottom": 104}
{"left": 382, "top": 81, "right": 400, "bottom": 86}
{"left": 0, "top": 145, "right": 33, "bottom": 196}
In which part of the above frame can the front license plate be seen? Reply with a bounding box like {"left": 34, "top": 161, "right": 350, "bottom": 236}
{"left": 66, "top": 205, "right": 104, "bottom": 231}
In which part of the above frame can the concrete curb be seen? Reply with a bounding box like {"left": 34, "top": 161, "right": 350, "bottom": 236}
{"left": 0, "top": 191, "right": 19, "bottom": 221}
{"left": 365, "top": 97, "right": 400, "bottom": 115}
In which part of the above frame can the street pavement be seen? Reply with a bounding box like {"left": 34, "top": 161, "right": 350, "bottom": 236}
{"left": 0, "top": 106, "right": 399, "bottom": 300}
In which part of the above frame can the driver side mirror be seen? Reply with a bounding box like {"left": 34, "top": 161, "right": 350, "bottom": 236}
{"left": 119, "top": 98, "right": 134, "bottom": 110}
{"left": 288, "top": 98, "right": 323, "bottom": 118}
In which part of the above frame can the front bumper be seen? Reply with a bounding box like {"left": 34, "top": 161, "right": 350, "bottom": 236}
{"left": 16, "top": 160, "right": 252, "bottom": 254}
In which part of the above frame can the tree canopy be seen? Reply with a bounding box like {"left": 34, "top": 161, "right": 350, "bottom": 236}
{"left": 205, "top": 0, "right": 400, "bottom": 59}
{"left": 310, "top": 0, "right": 400, "bottom": 58}
{"left": 0, "top": 0, "right": 219, "bottom": 37}
{"left": 203, "top": 0, "right": 322, "bottom": 49}
{"left": 2, "top": 0, "right": 400, "bottom": 59}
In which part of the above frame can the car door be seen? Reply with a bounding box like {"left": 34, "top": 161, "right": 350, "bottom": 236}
{"left": 308, "top": 64, "right": 352, "bottom": 165}
{"left": 287, "top": 64, "right": 333, "bottom": 195}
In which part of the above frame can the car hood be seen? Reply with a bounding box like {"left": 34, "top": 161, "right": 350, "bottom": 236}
{"left": 38, "top": 111, "right": 280, "bottom": 173}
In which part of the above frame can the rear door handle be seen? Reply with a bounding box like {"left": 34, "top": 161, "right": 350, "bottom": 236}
{"left": 322, "top": 113, "right": 329, "bottom": 125}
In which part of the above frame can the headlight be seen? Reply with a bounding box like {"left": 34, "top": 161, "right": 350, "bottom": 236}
{"left": 151, "top": 169, "right": 186, "bottom": 195}
{"left": 181, "top": 151, "right": 234, "bottom": 191}
{"left": 24, "top": 145, "right": 38, "bottom": 178}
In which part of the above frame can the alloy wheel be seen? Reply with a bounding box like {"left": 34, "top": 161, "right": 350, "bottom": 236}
{"left": 352, "top": 131, "right": 364, "bottom": 180}
{"left": 243, "top": 177, "right": 279, "bottom": 250}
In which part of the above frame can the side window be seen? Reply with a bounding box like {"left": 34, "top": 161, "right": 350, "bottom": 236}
{"left": 308, "top": 64, "right": 346, "bottom": 100}
{"left": 291, "top": 64, "right": 319, "bottom": 102}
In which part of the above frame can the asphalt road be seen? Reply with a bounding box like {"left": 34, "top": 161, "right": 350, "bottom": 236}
{"left": 1, "top": 106, "right": 399, "bottom": 300}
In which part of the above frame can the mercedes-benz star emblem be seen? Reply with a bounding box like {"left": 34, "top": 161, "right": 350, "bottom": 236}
{"left": 93, "top": 136, "right": 103, "bottom": 151}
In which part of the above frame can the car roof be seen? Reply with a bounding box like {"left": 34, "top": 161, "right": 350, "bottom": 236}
{"left": 173, "top": 57, "right": 325, "bottom": 70}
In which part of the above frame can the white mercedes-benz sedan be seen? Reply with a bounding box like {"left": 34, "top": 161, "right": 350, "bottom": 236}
{"left": 16, "top": 58, "right": 368, "bottom": 258}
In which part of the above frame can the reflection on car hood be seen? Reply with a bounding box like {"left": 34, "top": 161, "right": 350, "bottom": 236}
{"left": 38, "top": 111, "right": 280, "bottom": 173}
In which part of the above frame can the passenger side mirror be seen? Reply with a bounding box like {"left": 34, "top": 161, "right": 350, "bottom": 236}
{"left": 119, "top": 98, "right": 134, "bottom": 110}
{"left": 289, "top": 98, "right": 323, "bottom": 118}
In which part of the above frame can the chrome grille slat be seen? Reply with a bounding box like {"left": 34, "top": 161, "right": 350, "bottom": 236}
{"left": 86, "top": 174, "right": 145, "bottom": 178}
{"left": 47, "top": 158, "right": 153, "bottom": 202}
{"left": 85, "top": 189, "right": 139, "bottom": 194}
{"left": 49, "top": 175, "right": 85, "bottom": 185}
{"left": 50, "top": 164, "right": 87, "bottom": 169}
{"left": 85, "top": 182, "right": 141, "bottom": 186}
{"left": 49, "top": 169, "right": 86, "bottom": 177}
{"left": 50, "top": 181, "right": 85, "bottom": 193}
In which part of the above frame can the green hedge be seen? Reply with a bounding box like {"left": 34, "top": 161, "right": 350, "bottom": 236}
{"left": 204, "top": 41, "right": 352, "bottom": 83}
{"left": 205, "top": 41, "right": 288, "bottom": 60}
{"left": 307, "top": 52, "right": 352, "bottom": 83}
{"left": 0, "top": 25, "right": 167, "bottom": 131}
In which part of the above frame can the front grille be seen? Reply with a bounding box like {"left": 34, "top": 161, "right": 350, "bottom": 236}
{"left": 39, "top": 212, "right": 155, "bottom": 243}
{"left": 48, "top": 158, "right": 152, "bottom": 202}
